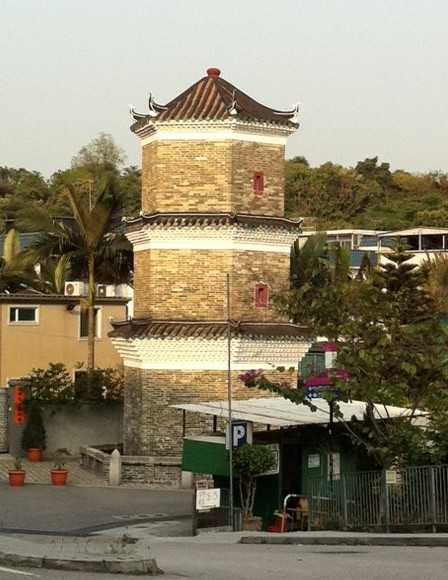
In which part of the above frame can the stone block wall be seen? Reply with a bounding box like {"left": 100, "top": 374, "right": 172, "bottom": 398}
{"left": 141, "top": 140, "right": 285, "bottom": 216}
{"left": 133, "top": 249, "right": 290, "bottom": 321}
{"left": 142, "top": 141, "right": 233, "bottom": 214}
{"left": 0, "top": 388, "right": 8, "bottom": 453}
{"left": 123, "top": 367, "right": 296, "bottom": 458}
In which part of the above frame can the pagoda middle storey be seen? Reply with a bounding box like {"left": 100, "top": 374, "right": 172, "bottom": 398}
{"left": 110, "top": 68, "right": 311, "bottom": 486}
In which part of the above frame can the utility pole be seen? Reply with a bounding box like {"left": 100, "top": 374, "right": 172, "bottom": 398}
{"left": 226, "top": 273, "right": 234, "bottom": 530}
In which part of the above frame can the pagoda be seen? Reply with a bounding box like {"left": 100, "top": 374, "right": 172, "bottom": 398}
{"left": 110, "top": 68, "right": 311, "bottom": 485}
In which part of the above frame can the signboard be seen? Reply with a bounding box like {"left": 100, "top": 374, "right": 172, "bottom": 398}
{"left": 259, "top": 444, "right": 280, "bottom": 476}
{"left": 307, "top": 453, "right": 320, "bottom": 469}
{"left": 226, "top": 421, "right": 253, "bottom": 449}
{"left": 196, "top": 488, "right": 221, "bottom": 511}
{"left": 327, "top": 452, "right": 341, "bottom": 481}
{"left": 385, "top": 470, "right": 402, "bottom": 485}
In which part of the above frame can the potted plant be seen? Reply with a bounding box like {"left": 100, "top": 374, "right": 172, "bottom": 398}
{"left": 8, "top": 457, "right": 26, "bottom": 487}
{"left": 50, "top": 450, "right": 69, "bottom": 486}
{"left": 233, "top": 444, "right": 276, "bottom": 531}
{"left": 21, "top": 401, "right": 46, "bottom": 462}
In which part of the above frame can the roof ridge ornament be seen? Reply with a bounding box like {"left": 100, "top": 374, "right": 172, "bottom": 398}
{"left": 228, "top": 90, "right": 239, "bottom": 116}
{"left": 129, "top": 93, "right": 168, "bottom": 121}
{"left": 148, "top": 92, "right": 168, "bottom": 118}
{"left": 291, "top": 103, "right": 300, "bottom": 124}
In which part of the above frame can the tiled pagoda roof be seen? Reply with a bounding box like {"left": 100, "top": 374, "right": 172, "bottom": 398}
{"left": 131, "top": 68, "right": 299, "bottom": 131}
{"left": 110, "top": 319, "right": 311, "bottom": 340}
{"left": 125, "top": 212, "right": 303, "bottom": 232}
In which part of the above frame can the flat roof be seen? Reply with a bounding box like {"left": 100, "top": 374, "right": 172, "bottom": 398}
{"left": 173, "top": 397, "right": 422, "bottom": 427}
{"left": 379, "top": 227, "right": 448, "bottom": 237}
{"left": 300, "top": 229, "right": 384, "bottom": 237}
{"left": 0, "top": 293, "right": 129, "bottom": 305}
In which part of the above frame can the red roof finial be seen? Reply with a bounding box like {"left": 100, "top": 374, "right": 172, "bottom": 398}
{"left": 206, "top": 67, "right": 221, "bottom": 80}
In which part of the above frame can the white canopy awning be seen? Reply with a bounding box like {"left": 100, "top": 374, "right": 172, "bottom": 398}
{"left": 173, "top": 397, "right": 422, "bottom": 428}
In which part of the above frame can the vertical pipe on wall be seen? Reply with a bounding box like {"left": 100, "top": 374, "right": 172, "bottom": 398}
{"left": 226, "top": 273, "right": 234, "bottom": 530}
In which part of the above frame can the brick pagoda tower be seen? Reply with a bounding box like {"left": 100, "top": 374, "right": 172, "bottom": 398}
{"left": 111, "top": 68, "right": 311, "bottom": 485}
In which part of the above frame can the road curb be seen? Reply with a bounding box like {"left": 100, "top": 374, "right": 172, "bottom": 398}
{"left": 0, "top": 551, "right": 163, "bottom": 575}
{"left": 239, "top": 535, "right": 448, "bottom": 547}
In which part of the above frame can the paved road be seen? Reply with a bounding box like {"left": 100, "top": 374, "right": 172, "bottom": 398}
{"left": 0, "top": 483, "right": 192, "bottom": 533}
{"left": 0, "top": 544, "right": 447, "bottom": 579}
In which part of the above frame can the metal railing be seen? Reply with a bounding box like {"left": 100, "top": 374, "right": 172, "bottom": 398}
{"left": 305, "top": 465, "right": 448, "bottom": 531}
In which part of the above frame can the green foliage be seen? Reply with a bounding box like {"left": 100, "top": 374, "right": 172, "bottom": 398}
{"left": 274, "top": 235, "right": 352, "bottom": 339}
{"left": 21, "top": 401, "right": 46, "bottom": 451}
{"left": 285, "top": 156, "right": 448, "bottom": 230}
{"left": 233, "top": 444, "right": 275, "bottom": 477}
{"left": 233, "top": 444, "right": 276, "bottom": 518}
{"left": 242, "top": 247, "right": 448, "bottom": 468}
{"left": 0, "top": 229, "right": 37, "bottom": 292}
{"left": 27, "top": 363, "right": 75, "bottom": 403}
{"left": 25, "top": 362, "right": 124, "bottom": 404}
{"left": 74, "top": 366, "right": 124, "bottom": 402}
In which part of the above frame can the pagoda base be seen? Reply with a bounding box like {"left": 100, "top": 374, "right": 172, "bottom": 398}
{"left": 110, "top": 319, "right": 312, "bottom": 485}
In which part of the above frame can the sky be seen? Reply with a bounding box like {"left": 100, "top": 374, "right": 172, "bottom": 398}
{"left": 1, "top": 0, "right": 447, "bottom": 177}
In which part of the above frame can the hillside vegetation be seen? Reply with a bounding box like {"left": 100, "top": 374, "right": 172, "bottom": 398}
{"left": 285, "top": 156, "right": 448, "bottom": 231}
{"left": 2, "top": 140, "right": 447, "bottom": 233}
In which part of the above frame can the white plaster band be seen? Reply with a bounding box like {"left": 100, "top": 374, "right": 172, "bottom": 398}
{"left": 132, "top": 239, "right": 293, "bottom": 254}
{"left": 140, "top": 129, "right": 288, "bottom": 146}
{"left": 121, "top": 360, "right": 295, "bottom": 371}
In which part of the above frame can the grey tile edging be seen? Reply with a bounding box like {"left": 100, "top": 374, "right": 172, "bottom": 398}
{"left": 239, "top": 535, "right": 448, "bottom": 547}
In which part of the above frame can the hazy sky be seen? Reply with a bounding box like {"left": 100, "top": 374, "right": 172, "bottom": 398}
{"left": 1, "top": 0, "right": 447, "bottom": 177}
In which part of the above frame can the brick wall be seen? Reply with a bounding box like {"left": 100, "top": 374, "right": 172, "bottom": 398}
{"left": 133, "top": 249, "right": 290, "bottom": 321}
{"left": 141, "top": 140, "right": 285, "bottom": 216}
{"left": 123, "top": 367, "right": 296, "bottom": 457}
{"left": 0, "top": 389, "right": 8, "bottom": 452}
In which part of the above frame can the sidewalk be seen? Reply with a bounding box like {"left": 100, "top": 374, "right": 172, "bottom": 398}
{"left": 0, "top": 455, "right": 168, "bottom": 488}
{"left": 0, "top": 533, "right": 161, "bottom": 575}
{"left": 0, "top": 455, "right": 109, "bottom": 487}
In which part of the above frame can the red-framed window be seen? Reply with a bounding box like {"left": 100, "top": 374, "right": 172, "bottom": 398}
{"left": 253, "top": 172, "right": 264, "bottom": 195}
{"left": 255, "top": 283, "right": 269, "bottom": 308}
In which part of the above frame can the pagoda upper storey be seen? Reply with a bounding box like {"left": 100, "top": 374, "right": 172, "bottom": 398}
{"left": 130, "top": 68, "right": 299, "bottom": 217}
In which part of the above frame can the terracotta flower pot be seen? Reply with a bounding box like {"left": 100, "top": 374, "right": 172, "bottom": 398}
{"left": 26, "top": 448, "right": 42, "bottom": 462}
{"left": 242, "top": 516, "right": 263, "bottom": 531}
{"left": 50, "top": 469, "right": 68, "bottom": 486}
{"left": 9, "top": 470, "right": 26, "bottom": 487}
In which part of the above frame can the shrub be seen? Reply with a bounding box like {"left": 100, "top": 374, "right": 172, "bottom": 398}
{"left": 233, "top": 445, "right": 276, "bottom": 518}
{"left": 21, "top": 401, "right": 46, "bottom": 451}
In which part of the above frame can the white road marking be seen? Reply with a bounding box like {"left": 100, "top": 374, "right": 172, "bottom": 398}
{"left": 0, "top": 567, "right": 37, "bottom": 577}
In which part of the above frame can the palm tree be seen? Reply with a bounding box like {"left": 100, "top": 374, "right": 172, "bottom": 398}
{"left": 0, "top": 229, "right": 37, "bottom": 292}
{"left": 19, "top": 176, "right": 132, "bottom": 385}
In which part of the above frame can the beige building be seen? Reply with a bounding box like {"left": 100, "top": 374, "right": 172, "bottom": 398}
{"left": 0, "top": 292, "right": 128, "bottom": 388}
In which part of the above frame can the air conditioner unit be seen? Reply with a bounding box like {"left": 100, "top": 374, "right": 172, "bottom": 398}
{"left": 96, "top": 284, "right": 108, "bottom": 298}
{"left": 64, "top": 281, "right": 88, "bottom": 296}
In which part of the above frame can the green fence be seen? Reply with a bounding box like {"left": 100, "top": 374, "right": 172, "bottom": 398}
{"left": 305, "top": 465, "right": 448, "bottom": 531}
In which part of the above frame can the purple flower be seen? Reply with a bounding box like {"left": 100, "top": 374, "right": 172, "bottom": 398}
{"left": 238, "top": 369, "right": 263, "bottom": 384}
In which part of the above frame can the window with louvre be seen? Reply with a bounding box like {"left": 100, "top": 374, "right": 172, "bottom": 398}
{"left": 253, "top": 172, "right": 264, "bottom": 195}
{"left": 255, "top": 283, "right": 269, "bottom": 307}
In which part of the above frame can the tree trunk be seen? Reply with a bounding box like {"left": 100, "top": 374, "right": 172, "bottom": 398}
{"left": 87, "top": 253, "right": 95, "bottom": 396}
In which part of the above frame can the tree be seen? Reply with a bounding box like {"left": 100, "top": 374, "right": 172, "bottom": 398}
{"left": 233, "top": 445, "right": 275, "bottom": 519}
{"left": 241, "top": 246, "right": 448, "bottom": 468}
{"left": 0, "top": 229, "right": 37, "bottom": 292}
{"left": 21, "top": 401, "right": 46, "bottom": 452}
{"left": 274, "top": 235, "right": 351, "bottom": 340}
{"left": 71, "top": 132, "right": 126, "bottom": 176}
{"left": 19, "top": 176, "right": 132, "bottom": 390}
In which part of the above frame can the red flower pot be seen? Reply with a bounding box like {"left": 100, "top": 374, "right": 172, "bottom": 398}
{"left": 50, "top": 469, "right": 68, "bottom": 486}
{"left": 9, "top": 470, "right": 26, "bottom": 487}
{"left": 27, "top": 448, "right": 42, "bottom": 462}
